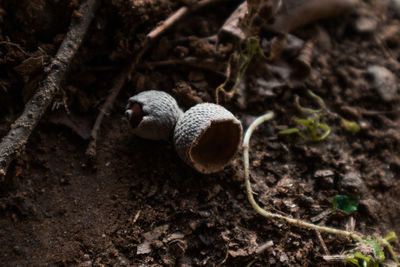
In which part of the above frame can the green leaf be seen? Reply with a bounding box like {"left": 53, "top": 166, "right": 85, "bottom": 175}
{"left": 380, "top": 234, "right": 400, "bottom": 265}
{"left": 341, "top": 118, "right": 360, "bottom": 134}
{"left": 331, "top": 195, "right": 358, "bottom": 213}
{"left": 278, "top": 128, "right": 300, "bottom": 135}
{"left": 295, "top": 118, "right": 331, "bottom": 141}
{"left": 245, "top": 36, "right": 268, "bottom": 60}
{"left": 314, "top": 123, "right": 331, "bottom": 141}
{"left": 363, "top": 238, "right": 385, "bottom": 263}
{"left": 383, "top": 232, "right": 398, "bottom": 243}
{"left": 353, "top": 252, "right": 373, "bottom": 265}
{"left": 294, "top": 94, "right": 322, "bottom": 114}
{"left": 307, "top": 90, "right": 326, "bottom": 109}
{"left": 346, "top": 257, "right": 361, "bottom": 266}
{"left": 295, "top": 118, "right": 312, "bottom": 126}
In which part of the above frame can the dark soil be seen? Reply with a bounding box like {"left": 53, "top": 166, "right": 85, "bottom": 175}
{"left": 1, "top": 0, "right": 400, "bottom": 266}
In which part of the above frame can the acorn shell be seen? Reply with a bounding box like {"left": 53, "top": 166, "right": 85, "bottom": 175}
{"left": 127, "top": 90, "right": 183, "bottom": 140}
{"left": 173, "top": 103, "right": 243, "bottom": 174}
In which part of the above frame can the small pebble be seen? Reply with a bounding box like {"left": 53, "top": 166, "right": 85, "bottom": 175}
{"left": 280, "top": 252, "right": 289, "bottom": 263}
{"left": 354, "top": 16, "right": 377, "bottom": 33}
{"left": 314, "top": 169, "right": 334, "bottom": 188}
{"left": 340, "top": 171, "right": 368, "bottom": 196}
{"left": 137, "top": 241, "right": 151, "bottom": 255}
{"left": 314, "top": 169, "right": 334, "bottom": 178}
{"left": 367, "top": 65, "right": 398, "bottom": 102}
{"left": 359, "top": 198, "right": 382, "bottom": 219}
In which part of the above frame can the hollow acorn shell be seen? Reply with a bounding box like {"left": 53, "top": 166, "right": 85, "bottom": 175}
{"left": 173, "top": 103, "right": 243, "bottom": 174}
{"left": 127, "top": 90, "right": 183, "bottom": 140}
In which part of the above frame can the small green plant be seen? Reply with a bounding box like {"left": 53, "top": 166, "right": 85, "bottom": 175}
{"left": 278, "top": 90, "right": 331, "bottom": 141}
{"left": 279, "top": 90, "right": 360, "bottom": 141}
{"left": 303, "top": 90, "right": 361, "bottom": 135}
{"left": 279, "top": 117, "right": 331, "bottom": 142}
{"left": 345, "top": 232, "right": 398, "bottom": 266}
{"left": 215, "top": 36, "right": 268, "bottom": 103}
{"left": 215, "top": 0, "right": 281, "bottom": 104}
{"left": 331, "top": 195, "right": 359, "bottom": 214}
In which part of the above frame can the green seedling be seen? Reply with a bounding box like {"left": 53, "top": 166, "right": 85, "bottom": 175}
{"left": 278, "top": 91, "right": 331, "bottom": 142}
{"left": 346, "top": 252, "right": 378, "bottom": 267}
{"left": 345, "top": 232, "right": 399, "bottom": 266}
{"left": 279, "top": 116, "right": 331, "bottom": 142}
{"left": 305, "top": 90, "right": 360, "bottom": 135}
{"left": 279, "top": 90, "right": 361, "bottom": 141}
{"left": 216, "top": 36, "right": 268, "bottom": 103}
{"left": 331, "top": 195, "right": 359, "bottom": 214}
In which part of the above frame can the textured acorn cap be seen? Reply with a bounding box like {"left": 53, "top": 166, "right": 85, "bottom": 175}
{"left": 173, "top": 103, "right": 243, "bottom": 174}
{"left": 126, "top": 90, "right": 183, "bottom": 140}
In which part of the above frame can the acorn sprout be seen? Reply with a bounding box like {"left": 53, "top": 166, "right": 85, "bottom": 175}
{"left": 173, "top": 103, "right": 243, "bottom": 174}
{"left": 125, "top": 90, "right": 183, "bottom": 140}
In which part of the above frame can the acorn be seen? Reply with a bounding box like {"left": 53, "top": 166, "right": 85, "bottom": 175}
{"left": 125, "top": 90, "right": 183, "bottom": 140}
{"left": 173, "top": 103, "right": 243, "bottom": 174}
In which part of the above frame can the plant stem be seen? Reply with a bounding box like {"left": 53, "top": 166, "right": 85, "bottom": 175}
{"left": 242, "top": 112, "right": 364, "bottom": 243}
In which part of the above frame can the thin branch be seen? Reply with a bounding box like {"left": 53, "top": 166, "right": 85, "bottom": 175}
{"left": 322, "top": 254, "right": 348, "bottom": 263}
{"left": 85, "top": 42, "right": 149, "bottom": 158}
{"left": 242, "top": 112, "right": 364, "bottom": 243}
{"left": 147, "top": 6, "right": 188, "bottom": 40}
{"left": 147, "top": 0, "right": 226, "bottom": 40}
{"left": 85, "top": 68, "right": 128, "bottom": 158}
{"left": 0, "top": 0, "right": 100, "bottom": 178}
{"left": 315, "top": 229, "right": 330, "bottom": 255}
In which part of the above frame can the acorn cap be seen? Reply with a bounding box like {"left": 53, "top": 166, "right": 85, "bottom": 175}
{"left": 173, "top": 103, "right": 243, "bottom": 174}
{"left": 126, "top": 90, "right": 183, "bottom": 140}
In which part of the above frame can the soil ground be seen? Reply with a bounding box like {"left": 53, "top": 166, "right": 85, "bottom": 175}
{"left": 0, "top": 0, "right": 400, "bottom": 266}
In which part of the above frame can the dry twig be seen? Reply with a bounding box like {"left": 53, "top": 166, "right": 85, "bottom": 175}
{"left": 315, "top": 229, "right": 330, "bottom": 255}
{"left": 0, "top": 0, "right": 100, "bottom": 178}
{"left": 322, "top": 254, "right": 348, "bottom": 263}
{"left": 147, "top": 0, "right": 226, "bottom": 40}
{"left": 85, "top": 56, "right": 141, "bottom": 158}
